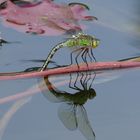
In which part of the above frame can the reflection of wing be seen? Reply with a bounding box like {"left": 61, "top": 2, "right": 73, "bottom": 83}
{"left": 58, "top": 103, "right": 78, "bottom": 130}
{"left": 38, "top": 79, "right": 65, "bottom": 103}
{"left": 76, "top": 105, "right": 95, "bottom": 140}
{"left": 42, "top": 90, "right": 65, "bottom": 103}
{"left": 94, "top": 74, "right": 119, "bottom": 85}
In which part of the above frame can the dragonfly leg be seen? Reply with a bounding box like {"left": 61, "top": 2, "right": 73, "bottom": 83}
{"left": 69, "top": 73, "right": 81, "bottom": 91}
{"left": 83, "top": 72, "right": 91, "bottom": 90}
{"left": 86, "top": 48, "right": 96, "bottom": 88}
{"left": 79, "top": 70, "right": 96, "bottom": 90}
{"left": 74, "top": 48, "right": 85, "bottom": 69}
{"left": 86, "top": 73, "right": 94, "bottom": 90}
{"left": 73, "top": 72, "right": 82, "bottom": 90}
{"left": 89, "top": 72, "right": 96, "bottom": 89}
{"left": 90, "top": 48, "right": 97, "bottom": 62}
{"left": 86, "top": 50, "right": 93, "bottom": 86}
{"left": 81, "top": 48, "right": 89, "bottom": 68}
{"left": 87, "top": 49, "right": 93, "bottom": 62}
{"left": 69, "top": 73, "right": 77, "bottom": 90}
{"left": 79, "top": 72, "right": 87, "bottom": 90}
{"left": 81, "top": 49, "right": 93, "bottom": 89}
{"left": 70, "top": 48, "right": 83, "bottom": 67}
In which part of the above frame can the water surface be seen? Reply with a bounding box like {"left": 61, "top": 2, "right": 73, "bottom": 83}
{"left": 0, "top": 0, "right": 140, "bottom": 140}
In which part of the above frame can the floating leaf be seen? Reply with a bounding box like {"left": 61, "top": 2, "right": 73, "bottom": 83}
{"left": 0, "top": 0, "right": 95, "bottom": 35}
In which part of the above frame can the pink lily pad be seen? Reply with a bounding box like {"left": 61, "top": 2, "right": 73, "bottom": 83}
{"left": 0, "top": 0, "right": 96, "bottom": 35}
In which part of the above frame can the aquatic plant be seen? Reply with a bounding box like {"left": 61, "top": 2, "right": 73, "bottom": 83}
{"left": 0, "top": 0, "right": 96, "bottom": 35}
{"left": 0, "top": 56, "right": 140, "bottom": 80}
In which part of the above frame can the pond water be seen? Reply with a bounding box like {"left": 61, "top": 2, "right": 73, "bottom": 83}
{"left": 0, "top": 0, "right": 140, "bottom": 140}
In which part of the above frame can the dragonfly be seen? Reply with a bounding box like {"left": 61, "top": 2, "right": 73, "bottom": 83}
{"left": 40, "top": 32, "right": 100, "bottom": 71}
{"left": 39, "top": 71, "right": 96, "bottom": 140}
{"left": 38, "top": 2, "right": 99, "bottom": 71}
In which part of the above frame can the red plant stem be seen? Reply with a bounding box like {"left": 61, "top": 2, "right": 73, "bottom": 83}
{"left": 0, "top": 60, "right": 140, "bottom": 104}
{"left": 0, "top": 61, "right": 140, "bottom": 80}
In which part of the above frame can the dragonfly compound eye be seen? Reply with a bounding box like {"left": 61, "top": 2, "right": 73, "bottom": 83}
{"left": 88, "top": 89, "right": 96, "bottom": 99}
{"left": 92, "top": 38, "right": 100, "bottom": 48}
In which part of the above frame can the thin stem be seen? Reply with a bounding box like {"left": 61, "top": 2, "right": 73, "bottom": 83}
{"left": 0, "top": 61, "right": 140, "bottom": 80}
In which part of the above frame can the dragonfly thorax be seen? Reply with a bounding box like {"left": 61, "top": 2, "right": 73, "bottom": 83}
{"left": 66, "top": 33, "right": 100, "bottom": 48}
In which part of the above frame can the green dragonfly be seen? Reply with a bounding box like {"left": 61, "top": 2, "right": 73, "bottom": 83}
{"left": 10, "top": 1, "right": 99, "bottom": 71}
{"left": 40, "top": 32, "right": 100, "bottom": 71}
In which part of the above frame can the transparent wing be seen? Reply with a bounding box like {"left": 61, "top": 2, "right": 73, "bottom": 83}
{"left": 38, "top": 79, "right": 65, "bottom": 103}
{"left": 94, "top": 74, "right": 119, "bottom": 84}
{"left": 42, "top": 90, "right": 65, "bottom": 103}
{"left": 76, "top": 105, "right": 95, "bottom": 140}
{"left": 58, "top": 103, "right": 78, "bottom": 130}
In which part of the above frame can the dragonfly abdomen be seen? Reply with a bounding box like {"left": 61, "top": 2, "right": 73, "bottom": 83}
{"left": 40, "top": 43, "right": 64, "bottom": 71}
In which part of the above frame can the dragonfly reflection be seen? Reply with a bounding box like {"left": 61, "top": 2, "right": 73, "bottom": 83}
{"left": 39, "top": 71, "right": 96, "bottom": 140}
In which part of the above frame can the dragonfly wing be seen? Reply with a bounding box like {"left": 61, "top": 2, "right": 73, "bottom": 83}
{"left": 94, "top": 74, "right": 120, "bottom": 85}
{"left": 42, "top": 90, "right": 65, "bottom": 103}
{"left": 58, "top": 103, "right": 78, "bottom": 130}
{"left": 76, "top": 105, "right": 95, "bottom": 140}
{"left": 38, "top": 79, "right": 65, "bottom": 103}
{"left": 90, "top": 71, "right": 120, "bottom": 85}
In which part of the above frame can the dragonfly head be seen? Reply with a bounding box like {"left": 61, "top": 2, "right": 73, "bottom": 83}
{"left": 87, "top": 88, "right": 96, "bottom": 99}
{"left": 92, "top": 38, "right": 100, "bottom": 48}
